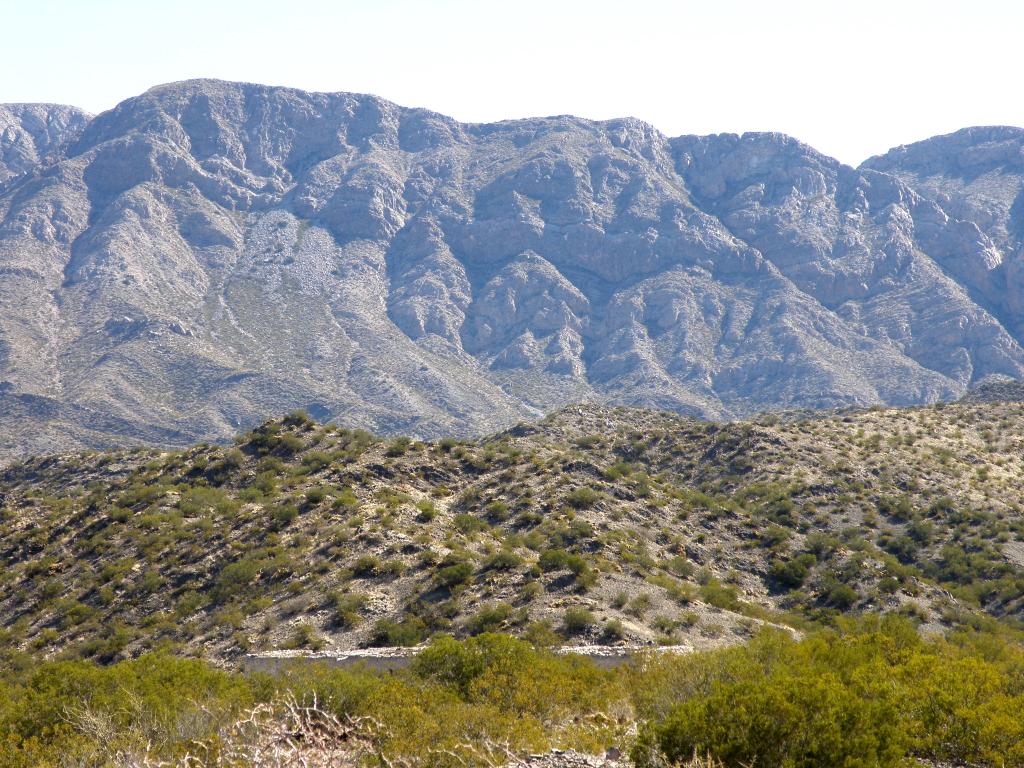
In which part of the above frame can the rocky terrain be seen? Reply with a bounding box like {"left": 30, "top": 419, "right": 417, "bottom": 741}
{"left": 0, "top": 103, "right": 91, "bottom": 184}
{"left": 2, "top": 400, "right": 1023, "bottom": 663}
{"left": 959, "top": 376, "right": 1024, "bottom": 404}
{"left": 2, "top": 80, "right": 1024, "bottom": 461}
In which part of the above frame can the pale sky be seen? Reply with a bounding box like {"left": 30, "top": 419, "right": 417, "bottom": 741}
{"left": 2, "top": 0, "right": 1021, "bottom": 165}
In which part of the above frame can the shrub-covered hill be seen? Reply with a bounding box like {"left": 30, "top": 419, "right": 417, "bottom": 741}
{"left": 2, "top": 401, "right": 1024, "bottom": 661}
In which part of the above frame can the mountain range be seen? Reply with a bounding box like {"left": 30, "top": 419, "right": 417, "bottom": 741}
{"left": 2, "top": 79, "right": 1024, "bottom": 461}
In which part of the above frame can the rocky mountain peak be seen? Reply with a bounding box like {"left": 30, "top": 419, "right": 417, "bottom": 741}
{"left": 2, "top": 81, "right": 1024, "bottom": 461}
{"left": 0, "top": 103, "right": 91, "bottom": 184}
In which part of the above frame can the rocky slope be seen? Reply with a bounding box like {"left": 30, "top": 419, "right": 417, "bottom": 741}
{"left": 864, "top": 126, "right": 1024, "bottom": 339}
{"left": 2, "top": 401, "right": 1023, "bottom": 662}
{"left": 0, "top": 103, "right": 91, "bottom": 184}
{"left": 2, "top": 80, "right": 1024, "bottom": 460}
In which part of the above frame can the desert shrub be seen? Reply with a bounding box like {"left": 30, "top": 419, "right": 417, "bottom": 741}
{"left": 270, "top": 503, "right": 299, "bottom": 529}
{"left": 823, "top": 581, "right": 859, "bottom": 610}
{"left": 0, "top": 654, "right": 257, "bottom": 765}
{"left": 0, "top": 622, "right": 1023, "bottom": 767}
{"left": 330, "top": 592, "right": 367, "bottom": 628}
{"left": 411, "top": 633, "right": 621, "bottom": 721}
{"left": 698, "top": 578, "right": 740, "bottom": 610}
{"left": 332, "top": 486, "right": 359, "bottom": 511}
{"left": 436, "top": 560, "right": 474, "bottom": 589}
{"left": 768, "top": 553, "right": 816, "bottom": 590}
{"left": 453, "top": 513, "right": 489, "bottom": 534}
{"left": 300, "top": 452, "right": 331, "bottom": 474}
{"left": 573, "top": 565, "right": 598, "bottom": 592}
{"left": 466, "top": 603, "right": 515, "bottom": 635}
{"left": 369, "top": 616, "right": 427, "bottom": 647}
{"left": 644, "top": 668, "right": 906, "bottom": 767}
{"left": 663, "top": 555, "right": 694, "bottom": 579}
{"left": 278, "top": 433, "right": 304, "bottom": 456}
{"left": 483, "top": 550, "right": 523, "bottom": 571}
{"left": 283, "top": 410, "right": 315, "bottom": 428}
{"left": 538, "top": 548, "right": 570, "bottom": 572}
{"left": 351, "top": 556, "right": 384, "bottom": 578}
{"left": 136, "top": 570, "right": 164, "bottom": 595}
{"left": 484, "top": 500, "right": 509, "bottom": 521}
{"left": 566, "top": 487, "right": 600, "bottom": 509}
{"left": 633, "top": 619, "right": 1024, "bottom": 767}
{"left": 804, "top": 531, "right": 840, "bottom": 559}
{"left": 562, "top": 607, "right": 596, "bottom": 635}
{"left": 178, "top": 486, "right": 238, "bottom": 517}
{"left": 385, "top": 437, "right": 411, "bottom": 457}
{"left": 213, "top": 558, "right": 261, "bottom": 602}
{"left": 602, "top": 619, "right": 626, "bottom": 642}
{"left": 283, "top": 623, "right": 325, "bottom": 650}
{"left": 878, "top": 494, "right": 914, "bottom": 521}
{"left": 415, "top": 499, "right": 437, "bottom": 521}
{"left": 380, "top": 559, "right": 406, "bottom": 577}
{"left": 627, "top": 593, "right": 653, "bottom": 618}
{"left": 760, "top": 524, "right": 791, "bottom": 548}
{"left": 305, "top": 486, "right": 328, "bottom": 505}
{"left": 569, "top": 518, "right": 594, "bottom": 541}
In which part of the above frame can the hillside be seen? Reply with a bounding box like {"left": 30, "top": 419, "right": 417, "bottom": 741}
{"left": 3, "top": 80, "right": 1024, "bottom": 460}
{"left": 3, "top": 401, "right": 1023, "bottom": 662}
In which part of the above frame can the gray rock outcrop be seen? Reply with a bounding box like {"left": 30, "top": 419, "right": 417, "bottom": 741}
{"left": 1, "top": 79, "right": 1023, "bottom": 460}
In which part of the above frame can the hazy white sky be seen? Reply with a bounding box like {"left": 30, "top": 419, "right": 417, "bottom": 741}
{"left": 2, "top": 0, "right": 1021, "bottom": 165}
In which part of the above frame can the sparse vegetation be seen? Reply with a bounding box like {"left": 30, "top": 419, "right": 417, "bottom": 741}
{"left": 1, "top": 401, "right": 1024, "bottom": 667}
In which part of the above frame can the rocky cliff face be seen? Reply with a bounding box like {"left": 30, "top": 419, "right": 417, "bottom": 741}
{"left": 1, "top": 79, "right": 1023, "bottom": 460}
{"left": 0, "top": 103, "right": 91, "bottom": 184}
{"left": 864, "top": 126, "right": 1024, "bottom": 338}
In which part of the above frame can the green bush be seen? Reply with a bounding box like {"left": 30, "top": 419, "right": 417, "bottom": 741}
{"left": 305, "top": 486, "right": 328, "bottom": 505}
{"left": 538, "top": 548, "right": 570, "bottom": 572}
{"left": 633, "top": 618, "right": 1024, "bottom": 768}
{"left": 411, "top": 633, "right": 621, "bottom": 720}
{"left": 370, "top": 616, "right": 427, "bottom": 647}
{"left": 436, "top": 561, "right": 474, "bottom": 589}
{"left": 769, "top": 553, "right": 816, "bottom": 590}
{"left": 1, "top": 624, "right": 1023, "bottom": 767}
{"left": 453, "top": 513, "right": 489, "bottom": 534}
{"left": 562, "top": 607, "right": 595, "bottom": 635}
{"left": 646, "top": 669, "right": 906, "bottom": 767}
{"left": 484, "top": 500, "right": 510, "bottom": 521}
{"left": 0, "top": 654, "right": 258, "bottom": 765}
{"left": 283, "top": 623, "right": 325, "bottom": 650}
{"left": 483, "top": 550, "right": 523, "bottom": 571}
{"left": 601, "top": 619, "right": 626, "bottom": 642}
{"left": 330, "top": 592, "right": 367, "bottom": 628}
{"left": 566, "top": 487, "right": 600, "bottom": 509}
{"left": 824, "top": 581, "right": 859, "bottom": 609}
{"left": 213, "top": 558, "right": 261, "bottom": 602}
{"left": 466, "top": 603, "right": 514, "bottom": 635}
{"left": 385, "top": 437, "right": 411, "bottom": 457}
{"left": 352, "top": 555, "right": 383, "bottom": 578}
{"left": 270, "top": 503, "right": 299, "bottom": 528}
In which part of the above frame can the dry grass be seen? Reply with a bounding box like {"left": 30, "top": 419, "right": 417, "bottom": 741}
{"left": 122, "top": 694, "right": 385, "bottom": 767}
{"left": 121, "top": 694, "right": 534, "bottom": 768}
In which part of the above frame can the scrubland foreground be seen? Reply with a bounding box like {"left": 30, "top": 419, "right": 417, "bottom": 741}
{"left": 2, "top": 624, "right": 1024, "bottom": 766}
{"left": 3, "top": 400, "right": 1024, "bottom": 764}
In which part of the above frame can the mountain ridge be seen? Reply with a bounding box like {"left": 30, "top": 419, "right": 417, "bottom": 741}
{"left": 2, "top": 79, "right": 1024, "bottom": 461}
